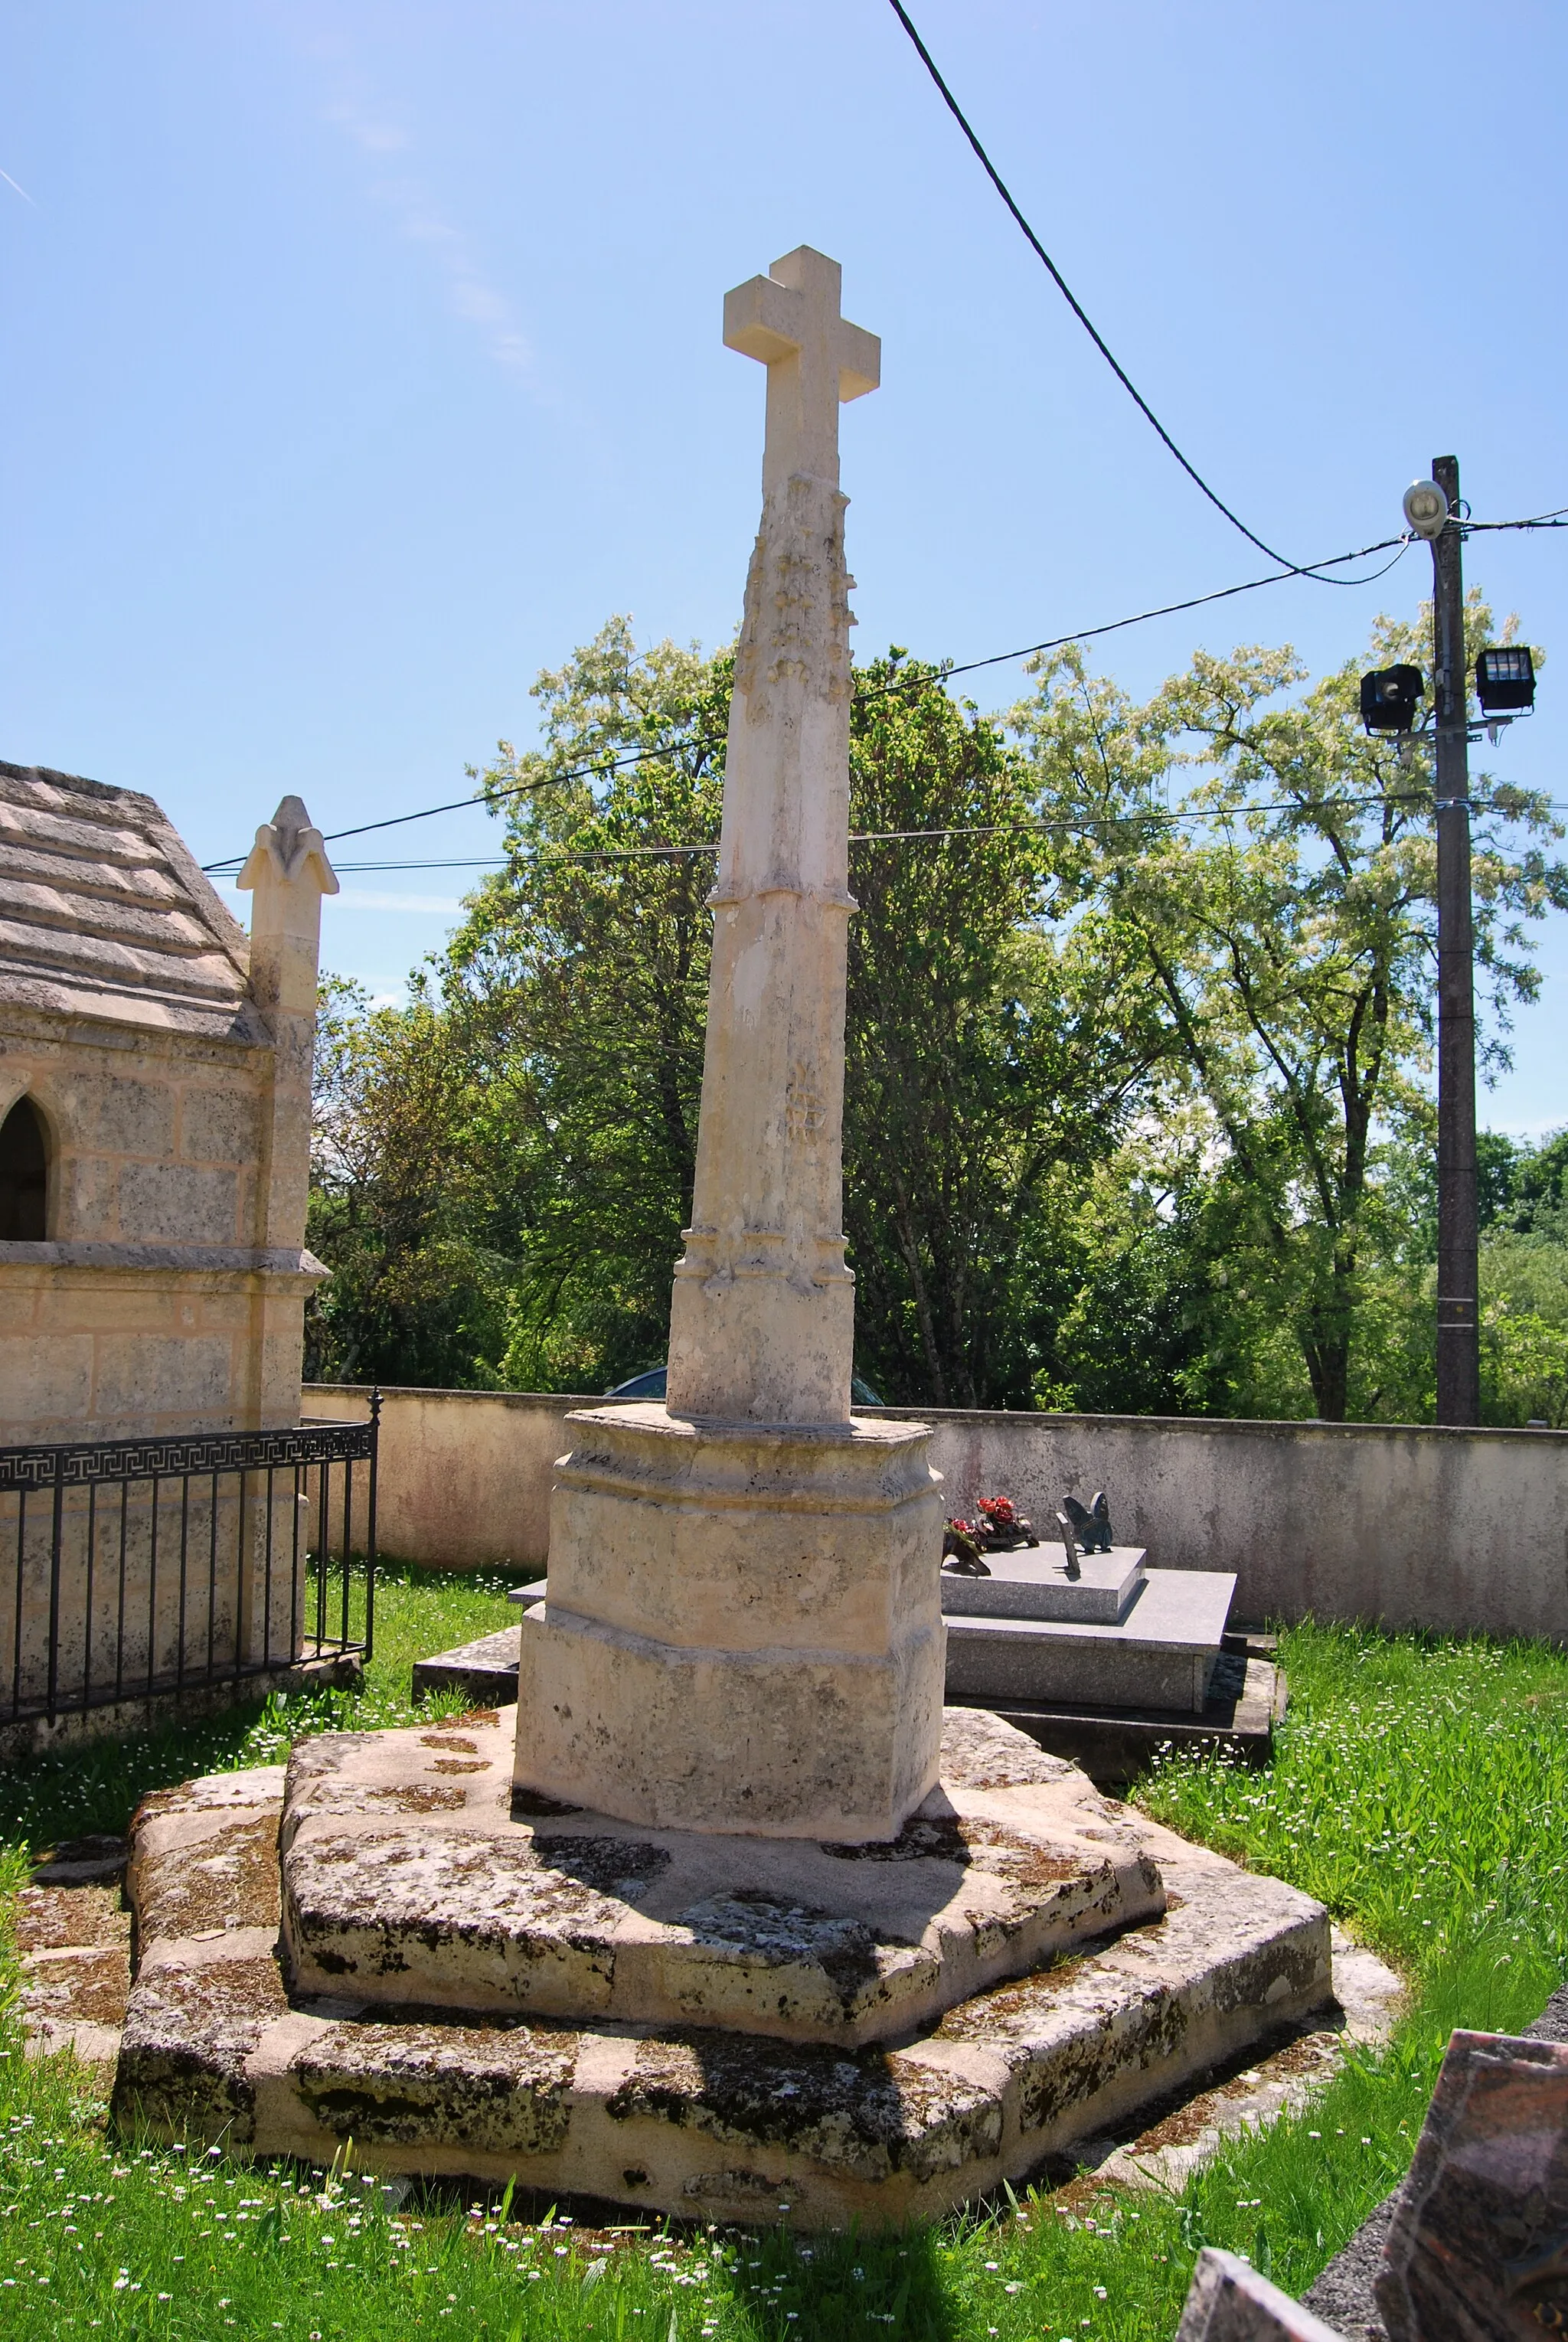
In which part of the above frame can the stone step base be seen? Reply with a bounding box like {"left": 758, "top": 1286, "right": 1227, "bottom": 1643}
{"left": 113, "top": 1715, "right": 1340, "bottom": 2228}
{"left": 279, "top": 1709, "right": 1168, "bottom": 2048}
{"left": 17, "top": 1858, "right": 131, "bottom": 2082}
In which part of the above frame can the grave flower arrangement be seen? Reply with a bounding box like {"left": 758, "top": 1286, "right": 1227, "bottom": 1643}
{"left": 974, "top": 1495, "right": 1037, "bottom": 1548}
{"left": 942, "top": 1497, "right": 1040, "bottom": 1569}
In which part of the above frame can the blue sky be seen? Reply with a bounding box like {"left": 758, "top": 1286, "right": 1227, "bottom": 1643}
{"left": 5, "top": 0, "right": 1566, "bottom": 1129}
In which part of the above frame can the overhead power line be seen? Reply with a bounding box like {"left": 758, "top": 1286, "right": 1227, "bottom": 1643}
{"left": 302, "top": 786, "right": 1547, "bottom": 882}
{"left": 199, "top": 505, "right": 1558, "bottom": 874}
{"left": 1465, "top": 505, "right": 1568, "bottom": 531}
{"left": 886, "top": 0, "right": 1376, "bottom": 579}
{"left": 929, "top": 536, "right": 1409, "bottom": 686}
{"left": 199, "top": 532, "right": 1411, "bottom": 874}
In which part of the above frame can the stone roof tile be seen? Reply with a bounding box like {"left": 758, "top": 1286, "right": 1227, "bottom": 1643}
{"left": 0, "top": 762, "right": 263, "bottom": 1042}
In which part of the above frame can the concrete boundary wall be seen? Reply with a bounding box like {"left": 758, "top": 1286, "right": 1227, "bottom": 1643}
{"left": 304, "top": 1385, "right": 1568, "bottom": 1642}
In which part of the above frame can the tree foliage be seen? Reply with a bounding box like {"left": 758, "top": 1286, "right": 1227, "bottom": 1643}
{"left": 1012, "top": 599, "right": 1567, "bottom": 1419}
{"left": 305, "top": 604, "right": 1567, "bottom": 1426}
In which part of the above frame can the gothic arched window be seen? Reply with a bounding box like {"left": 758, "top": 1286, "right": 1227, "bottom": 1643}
{"left": 0, "top": 1096, "right": 49, "bottom": 1240}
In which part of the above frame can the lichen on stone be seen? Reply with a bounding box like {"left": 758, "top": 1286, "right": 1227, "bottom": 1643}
{"left": 292, "top": 2018, "right": 578, "bottom": 2152}
{"left": 606, "top": 2027, "right": 1001, "bottom": 2180}
{"left": 113, "top": 1952, "right": 288, "bottom": 2143}
{"left": 136, "top": 1814, "right": 282, "bottom": 1941}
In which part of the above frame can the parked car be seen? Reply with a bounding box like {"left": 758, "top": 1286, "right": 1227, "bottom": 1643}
{"left": 605, "top": 1364, "right": 884, "bottom": 1407}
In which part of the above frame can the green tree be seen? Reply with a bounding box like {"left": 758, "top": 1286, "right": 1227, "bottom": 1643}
{"left": 1014, "top": 601, "right": 1566, "bottom": 1419}
{"left": 843, "top": 654, "right": 1161, "bottom": 1406}
{"left": 315, "top": 624, "right": 1161, "bottom": 1403}
{"left": 446, "top": 618, "right": 727, "bottom": 1391}
{"left": 305, "top": 977, "right": 509, "bottom": 1387}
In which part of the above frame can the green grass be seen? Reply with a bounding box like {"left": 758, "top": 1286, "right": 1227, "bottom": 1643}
{"left": 1, "top": 1605, "right": 1565, "bottom": 2339}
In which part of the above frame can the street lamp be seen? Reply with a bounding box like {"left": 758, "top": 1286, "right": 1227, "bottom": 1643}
{"left": 1357, "top": 474, "right": 1547, "bottom": 1425}
{"left": 1403, "top": 479, "right": 1449, "bottom": 540}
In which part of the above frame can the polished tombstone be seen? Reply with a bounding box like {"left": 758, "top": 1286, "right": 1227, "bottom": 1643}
{"left": 940, "top": 1544, "right": 1148, "bottom": 1625}
{"left": 513, "top": 249, "right": 946, "bottom": 1841}
{"left": 1176, "top": 2250, "right": 1348, "bottom": 2342}
{"left": 1375, "top": 2027, "right": 1568, "bottom": 2342}
{"left": 945, "top": 1566, "right": 1238, "bottom": 1714}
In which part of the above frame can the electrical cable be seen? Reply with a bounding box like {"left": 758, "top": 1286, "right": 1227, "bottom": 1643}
{"left": 926, "top": 536, "right": 1410, "bottom": 688}
{"left": 1465, "top": 505, "right": 1568, "bottom": 531}
{"left": 202, "top": 490, "right": 1561, "bottom": 874}
{"left": 198, "top": 531, "right": 1412, "bottom": 872}
{"left": 884, "top": 0, "right": 1351, "bottom": 577}
{"left": 306, "top": 789, "right": 1495, "bottom": 880}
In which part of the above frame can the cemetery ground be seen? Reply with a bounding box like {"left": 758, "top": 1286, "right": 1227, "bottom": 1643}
{"left": 0, "top": 1597, "right": 1563, "bottom": 2342}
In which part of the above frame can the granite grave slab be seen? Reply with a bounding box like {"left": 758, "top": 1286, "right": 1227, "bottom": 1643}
{"left": 1375, "top": 2027, "right": 1568, "bottom": 2342}
{"left": 1178, "top": 2249, "right": 1348, "bottom": 2341}
{"left": 944, "top": 1570, "right": 1238, "bottom": 1715}
{"left": 939, "top": 1546, "right": 1148, "bottom": 1625}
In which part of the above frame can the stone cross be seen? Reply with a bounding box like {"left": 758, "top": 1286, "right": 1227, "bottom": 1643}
{"left": 722, "top": 246, "right": 880, "bottom": 495}
{"left": 515, "top": 249, "right": 945, "bottom": 1839}
{"left": 665, "top": 249, "right": 880, "bottom": 1423}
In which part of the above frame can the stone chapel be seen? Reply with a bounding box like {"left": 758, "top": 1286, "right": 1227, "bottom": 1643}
{"left": 0, "top": 759, "right": 338, "bottom": 1446}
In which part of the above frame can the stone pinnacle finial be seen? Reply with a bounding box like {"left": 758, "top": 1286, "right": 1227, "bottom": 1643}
{"left": 238, "top": 797, "right": 340, "bottom": 895}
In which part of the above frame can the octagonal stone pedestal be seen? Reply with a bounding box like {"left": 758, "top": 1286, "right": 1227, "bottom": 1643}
{"left": 113, "top": 1707, "right": 1338, "bottom": 2228}
{"left": 514, "top": 1404, "right": 946, "bottom": 1841}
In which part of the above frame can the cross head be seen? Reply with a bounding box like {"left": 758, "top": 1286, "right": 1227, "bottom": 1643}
{"left": 723, "top": 246, "right": 880, "bottom": 495}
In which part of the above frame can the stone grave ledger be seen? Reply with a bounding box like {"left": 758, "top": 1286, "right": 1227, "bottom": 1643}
{"left": 940, "top": 1545, "right": 1148, "bottom": 1625}
{"left": 944, "top": 1563, "right": 1238, "bottom": 1716}
{"left": 514, "top": 247, "right": 948, "bottom": 1841}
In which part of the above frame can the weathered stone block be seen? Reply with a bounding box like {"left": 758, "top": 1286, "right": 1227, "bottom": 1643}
{"left": 279, "top": 1708, "right": 1165, "bottom": 2044}
{"left": 116, "top": 1162, "right": 238, "bottom": 1246}
{"left": 177, "top": 1085, "right": 262, "bottom": 1168}
{"left": 113, "top": 1932, "right": 288, "bottom": 2142}
{"left": 95, "top": 1332, "right": 233, "bottom": 1419}
{"left": 53, "top": 1070, "right": 175, "bottom": 1159}
{"left": 0, "top": 1333, "right": 93, "bottom": 1422}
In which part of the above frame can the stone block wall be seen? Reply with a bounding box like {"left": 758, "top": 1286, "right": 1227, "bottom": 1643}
{"left": 1, "top": 1027, "right": 315, "bottom": 1442}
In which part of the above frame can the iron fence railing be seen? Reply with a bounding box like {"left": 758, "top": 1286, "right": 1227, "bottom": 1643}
{"left": 0, "top": 1399, "right": 379, "bottom": 1726}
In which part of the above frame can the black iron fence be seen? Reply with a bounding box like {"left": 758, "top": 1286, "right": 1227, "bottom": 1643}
{"left": 0, "top": 1402, "right": 379, "bottom": 1726}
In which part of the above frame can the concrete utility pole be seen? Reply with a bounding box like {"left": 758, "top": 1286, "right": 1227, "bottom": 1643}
{"left": 1430, "top": 453, "right": 1481, "bottom": 1425}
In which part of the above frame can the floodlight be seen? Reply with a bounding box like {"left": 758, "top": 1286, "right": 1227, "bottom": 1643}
{"left": 1403, "top": 479, "right": 1450, "bottom": 540}
{"left": 1475, "top": 646, "right": 1536, "bottom": 715}
{"left": 1360, "top": 664, "right": 1424, "bottom": 734}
